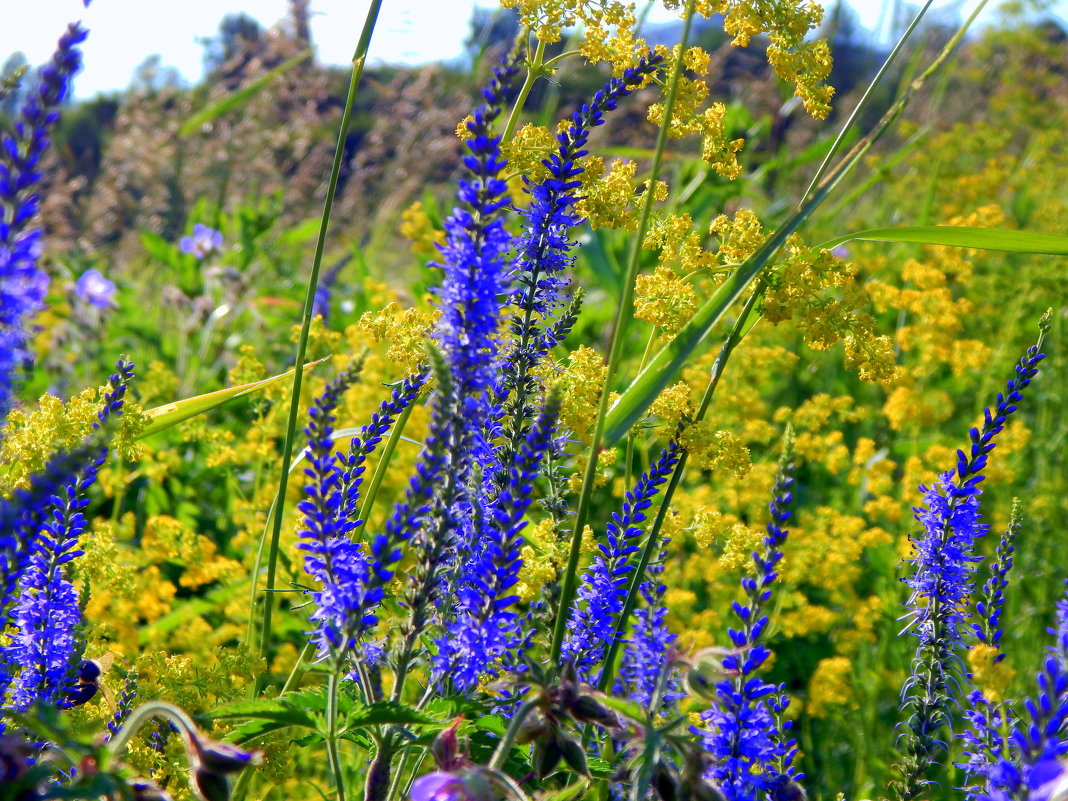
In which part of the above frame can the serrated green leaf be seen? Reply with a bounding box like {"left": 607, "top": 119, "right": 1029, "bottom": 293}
{"left": 138, "top": 356, "right": 330, "bottom": 438}
{"left": 211, "top": 698, "right": 318, "bottom": 727}
{"left": 178, "top": 50, "right": 312, "bottom": 137}
{"left": 340, "top": 701, "right": 436, "bottom": 732}
{"left": 819, "top": 226, "right": 1068, "bottom": 255}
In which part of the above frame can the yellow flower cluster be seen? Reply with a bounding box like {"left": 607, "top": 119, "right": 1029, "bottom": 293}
{"left": 501, "top": 0, "right": 644, "bottom": 73}
{"left": 968, "top": 643, "right": 1017, "bottom": 703}
{"left": 0, "top": 381, "right": 148, "bottom": 494}
{"left": 764, "top": 235, "right": 900, "bottom": 384}
{"left": 399, "top": 200, "right": 446, "bottom": 258}
{"left": 664, "top": 0, "right": 834, "bottom": 118}
{"left": 680, "top": 424, "right": 751, "bottom": 476}
{"left": 807, "top": 656, "right": 855, "bottom": 718}
{"left": 558, "top": 344, "right": 608, "bottom": 441}
{"left": 354, "top": 301, "right": 440, "bottom": 375}
{"left": 634, "top": 265, "right": 699, "bottom": 335}
{"left": 577, "top": 158, "right": 668, "bottom": 232}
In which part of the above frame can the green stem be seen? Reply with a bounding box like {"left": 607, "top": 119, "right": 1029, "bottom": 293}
{"left": 326, "top": 668, "right": 348, "bottom": 801}
{"left": 548, "top": 0, "right": 697, "bottom": 669}
{"left": 489, "top": 700, "right": 538, "bottom": 770}
{"left": 502, "top": 38, "right": 546, "bottom": 142}
{"left": 597, "top": 288, "right": 762, "bottom": 694}
{"left": 256, "top": 0, "right": 383, "bottom": 681}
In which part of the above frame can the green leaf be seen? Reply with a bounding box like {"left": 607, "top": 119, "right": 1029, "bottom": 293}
{"left": 819, "top": 226, "right": 1068, "bottom": 255}
{"left": 595, "top": 694, "right": 648, "bottom": 722}
{"left": 178, "top": 50, "right": 312, "bottom": 137}
{"left": 138, "top": 356, "right": 331, "bottom": 438}
{"left": 211, "top": 698, "right": 319, "bottom": 730}
{"left": 340, "top": 700, "right": 436, "bottom": 732}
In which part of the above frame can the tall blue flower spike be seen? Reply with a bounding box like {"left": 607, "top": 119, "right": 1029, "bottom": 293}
{"left": 698, "top": 440, "right": 802, "bottom": 801}
{"left": 959, "top": 504, "right": 1023, "bottom": 799}
{"left": 2, "top": 360, "right": 133, "bottom": 716}
{"left": 970, "top": 585, "right": 1068, "bottom": 801}
{"left": 563, "top": 442, "right": 681, "bottom": 683}
{"left": 496, "top": 54, "right": 662, "bottom": 462}
{"left": 0, "top": 22, "right": 88, "bottom": 410}
{"left": 892, "top": 314, "right": 1050, "bottom": 801}
{"left": 298, "top": 363, "right": 426, "bottom": 661}
{"left": 434, "top": 392, "right": 561, "bottom": 690}
{"left": 617, "top": 548, "right": 680, "bottom": 710}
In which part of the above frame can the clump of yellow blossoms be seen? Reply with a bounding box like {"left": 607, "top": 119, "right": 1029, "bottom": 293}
{"left": 399, "top": 200, "right": 446, "bottom": 257}
{"left": 355, "top": 301, "right": 440, "bottom": 375}
{"left": 0, "top": 380, "right": 149, "bottom": 494}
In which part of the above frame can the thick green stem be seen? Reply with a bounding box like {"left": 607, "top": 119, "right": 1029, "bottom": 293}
{"left": 549, "top": 0, "right": 697, "bottom": 669}
{"left": 256, "top": 0, "right": 383, "bottom": 681}
{"left": 326, "top": 668, "right": 348, "bottom": 801}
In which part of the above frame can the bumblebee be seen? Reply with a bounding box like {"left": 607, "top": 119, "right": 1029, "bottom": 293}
{"left": 66, "top": 653, "right": 116, "bottom": 711}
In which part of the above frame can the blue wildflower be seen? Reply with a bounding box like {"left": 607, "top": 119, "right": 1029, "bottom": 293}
{"left": 892, "top": 318, "right": 1049, "bottom": 801}
{"left": 975, "top": 620, "right": 1068, "bottom": 801}
{"left": 434, "top": 391, "right": 560, "bottom": 690}
{"left": 368, "top": 60, "right": 519, "bottom": 670}
{"left": 562, "top": 442, "right": 681, "bottom": 683}
{"left": 974, "top": 501, "right": 1021, "bottom": 654}
{"left": 298, "top": 363, "right": 426, "bottom": 661}
{"left": 0, "top": 22, "right": 88, "bottom": 410}
{"left": 617, "top": 551, "right": 679, "bottom": 710}
{"left": 698, "top": 444, "right": 802, "bottom": 801}
{"left": 180, "top": 223, "right": 224, "bottom": 260}
{"left": 297, "top": 361, "right": 374, "bottom": 660}
{"left": 2, "top": 360, "right": 133, "bottom": 714}
{"left": 74, "top": 268, "right": 117, "bottom": 309}
{"left": 496, "top": 55, "right": 662, "bottom": 456}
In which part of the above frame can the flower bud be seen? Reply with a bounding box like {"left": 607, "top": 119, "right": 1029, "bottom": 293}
{"left": 570, "top": 694, "right": 617, "bottom": 729}
{"left": 191, "top": 737, "right": 261, "bottom": 774}
{"left": 556, "top": 731, "right": 589, "bottom": 776}
{"left": 515, "top": 709, "right": 549, "bottom": 745}
{"left": 431, "top": 718, "right": 462, "bottom": 770}
{"left": 535, "top": 737, "right": 563, "bottom": 778}
{"left": 192, "top": 768, "right": 231, "bottom": 801}
{"left": 131, "top": 778, "right": 175, "bottom": 801}
{"left": 654, "top": 760, "right": 679, "bottom": 801}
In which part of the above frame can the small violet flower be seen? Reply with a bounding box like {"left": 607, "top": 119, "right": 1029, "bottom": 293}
{"left": 179, "top": 224, "right": 224, "bottom": 260}
{"left": 74, "top": 268, "right": 116, "bottom": 309}
{"left": 410, "top": 772, "right": 473, "bottom": 801}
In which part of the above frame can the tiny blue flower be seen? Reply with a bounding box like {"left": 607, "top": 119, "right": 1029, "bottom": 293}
{"left": 75, "top": 268, "right": 117, "bottom": 309}
{"left": 180, "top": 224, "right": 224, "bottom": 260}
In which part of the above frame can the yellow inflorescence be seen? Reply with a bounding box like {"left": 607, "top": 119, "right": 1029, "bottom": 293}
{"left": 399, "top": 201, "right": 447, "bottom": 258}
{"left": 634, "top": 265, "right": 699, "bottom": 336}
{"left": 968, "top": 643, "right": 1017, "bottom": 703}
{"left": 807, "top": 656, "right": 856, "bottom": 718}
{"left": 0, "top": 382, "right": 148, "bottom": 495}
{"left": 354, "top": 301, "right": 440, "bottom": 375}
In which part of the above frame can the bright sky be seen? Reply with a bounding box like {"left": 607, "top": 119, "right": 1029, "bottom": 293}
{"left": 2, "top": 0, "right": 1066, "bottom": 99}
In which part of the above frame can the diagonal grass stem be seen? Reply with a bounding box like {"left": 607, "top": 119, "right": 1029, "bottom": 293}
{"left": 256, "top": 0, "right": 383, "bottom": 683}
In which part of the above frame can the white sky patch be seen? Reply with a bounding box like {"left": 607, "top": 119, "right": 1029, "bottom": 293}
{"left": 2, "top": 0, "right": 1066, "bottom": 99}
